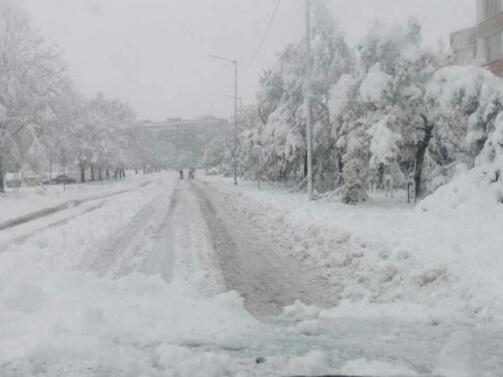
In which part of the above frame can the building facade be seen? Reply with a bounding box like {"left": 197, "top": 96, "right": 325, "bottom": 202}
{"left": 451, "top": 0, "right": 503, "bottom": 76}
{"left": 140, "top": 117, "right": 229, "bottom": 168}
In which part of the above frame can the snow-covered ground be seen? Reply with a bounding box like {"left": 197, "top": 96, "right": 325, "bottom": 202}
{"left": 0, "top": 173, "right": 258, "bottom": 376}
{"left": 201, "top": 174, "right": 503, "bottom": 327}
{"left": 1, "top": 171, "right": 502, "bottom": 376}
{"left": 0, "top": 172, "right": 161, "bottom": 225}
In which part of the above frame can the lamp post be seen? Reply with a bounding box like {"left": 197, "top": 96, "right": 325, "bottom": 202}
{"left": 304, "top": 0, "right": 314, "bottom": 200}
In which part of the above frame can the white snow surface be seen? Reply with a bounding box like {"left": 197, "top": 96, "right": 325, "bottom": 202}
{"left": 418, "top": 161, "right": 503, "bottom": 212}
{"left": 2, "top": 171, "right": 502, "bottom": 376}
{"left": 340, "top": 358, "right": 418, "bottom": 376}
{"left": 0, "top": 172, "right": 161, "bottom": 224}
{"left": 0, "top": 174, "right": 261, "bottom": 376}
{"left": 202, "top": 174, "right": 503, "bottom": 326}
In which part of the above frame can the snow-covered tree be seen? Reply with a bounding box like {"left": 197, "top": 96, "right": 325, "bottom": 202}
{"left": 328, "top": 19, "right": 442, "bottom": 202}
{"left": 255, "top": 0, "right": 354, "bottom": 186}
{"left": 425, "top": 65, "right": 503, "bottom": 193}
{"left": 0, "top": 2, "right": 152, "bottom": 190}
{"left": 74, "top": 93, "right": 138, "bottom": 182}
{"left": 0, "top": 1, "right": 67, "bottom": 190}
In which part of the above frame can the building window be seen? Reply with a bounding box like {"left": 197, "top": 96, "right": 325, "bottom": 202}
{"left": 484, "top": 0, "right": 502, "bottom": 18}
{"left": 485, "top": 32, "right": 502, "bottom": 62}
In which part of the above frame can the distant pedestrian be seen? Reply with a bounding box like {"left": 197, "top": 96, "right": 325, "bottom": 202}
{"left": 179, "top": 169, "right": 184, "bottom": 180}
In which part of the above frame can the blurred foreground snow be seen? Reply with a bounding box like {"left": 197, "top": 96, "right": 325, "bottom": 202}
{"left": 0, "top": 172, "right": 502, "bottom": 376}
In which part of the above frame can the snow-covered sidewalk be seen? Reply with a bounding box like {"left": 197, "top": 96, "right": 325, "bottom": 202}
{"left": 0, "top": 172, "right": 162, "bottom": 225}
{"left": 201, "top": 174, "right": 503, "bottom": 326}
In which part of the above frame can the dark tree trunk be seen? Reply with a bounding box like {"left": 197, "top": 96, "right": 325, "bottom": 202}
{"left": 98, "top": 168, "right": 103, "bottom": 181}
{"left": 114, "top": 169, "right": 118, "bottom": 179}
{"left": 0, "top": 153, "right": 4, "bottom": 193}
{"left": 336, "top": 155, "right": 344, "bottom": 188}
{"left": 0, "top": 168, "right": 4, "bottom": 193}
{"left": 90, "top": 165, "right": 95, "bottom": 181}
{"left": 106, "top": 169, "right": 110, "bottom": 180}
{"left": 415, "top": 115, "right": 434, "bottom": 200}
{"left": 304, "top": 151, "right": 308, "bottom": 178}
{"left": 80, "top": 163, "right": 86, "bottom": 183}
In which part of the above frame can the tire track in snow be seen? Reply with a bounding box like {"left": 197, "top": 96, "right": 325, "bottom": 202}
{"left": 82, "top": 178, "right": 225, "bottom": 299}
{"left": 108, "top": 185, "right": 178, "bottom": 280}
{"left": 6, "top": 201, "right": 105, "bottom": 247}
{"left": 79, "top": 191, "right": 169, "bottom": 276}
{"left": 165, "top": 182, "right": 225, "bottom": 295}
{"left": 193, "top": 181, "right": 336, "bottom": 316}
{"left": 0, "top": 179, "right": 156, "bottom": 232}
{"left": 139, "top": 181, "right": 225, "bottom": 296}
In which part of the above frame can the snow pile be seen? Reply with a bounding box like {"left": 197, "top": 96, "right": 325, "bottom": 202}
{"left": 418, "top": 162, "right": 503, "bottom": 212}
{"left": 420, "top": 110, "right": 503, "bottom": 212}
{"left": 283, "top": 351, "right": 330, "bottom": 376}
{"left": 282, "top": 300, "right": 321, "bottom": 321}
{"left": 0, "top": 272, "right": 259, "bottom": 375}
{"left": 156, "top": 344, "right": 232, "bottom": 377}
{"left": 340, "top": 358, "right": 418, "bottom": 376}
{"left": 203, "top": 175, "right": 503, "bottom": 326}
{"left": 320, "top": 300, "right": 456, "bottom": 325}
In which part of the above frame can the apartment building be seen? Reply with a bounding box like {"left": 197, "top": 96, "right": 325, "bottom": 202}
{"left": 451, "top": 0, "right": 503, "bottom": 76}
{"left": 139, "top": 117, "right": 230, "bottom": 167}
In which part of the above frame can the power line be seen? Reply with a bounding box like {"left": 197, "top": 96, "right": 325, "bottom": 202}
{"left": 248, "top": 0, "right": 282, "bottom": 66}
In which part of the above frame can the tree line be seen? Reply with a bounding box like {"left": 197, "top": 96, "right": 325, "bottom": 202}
{"left": 0, "top": 2, "right": 162, "bottom": 192}
{"left": 231, "top": 1, "right": 503, "bottom": 203}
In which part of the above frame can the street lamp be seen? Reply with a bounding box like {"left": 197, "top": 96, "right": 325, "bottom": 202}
{"left": 304, "top": 0, "right": 314, "bottom": 201}
{"left": 209, "top": 54, "right": 239, "bottom": 186}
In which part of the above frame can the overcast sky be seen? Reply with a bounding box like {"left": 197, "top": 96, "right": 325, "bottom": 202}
{"left": 20, "top": 0, "right": 474, "bottom": 121}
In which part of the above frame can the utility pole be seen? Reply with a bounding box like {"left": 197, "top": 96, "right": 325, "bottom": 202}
{"left": 305, "top": 0, "right": 314, "bottom": 200}
{"left": 205, "top": 126, "right": 209, "bottom": 175}
{"left": 233, "top": 62, "right": 238, "bottom": 186}
{"left": 224, "top": 94, "right": 243, "bottom": 112}
{"left": 209, "top": 54, "right": 239, "bottom": 185}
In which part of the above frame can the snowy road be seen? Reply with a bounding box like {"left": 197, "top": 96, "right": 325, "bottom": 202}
{"left": 1, "top": 172, "right": 503, "bottom": 376}
{"left": 79, "top": 177, "right": 335, "bottom": 315}
{"left": 194, "top": 181, "right": 337, "bottom": 315}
